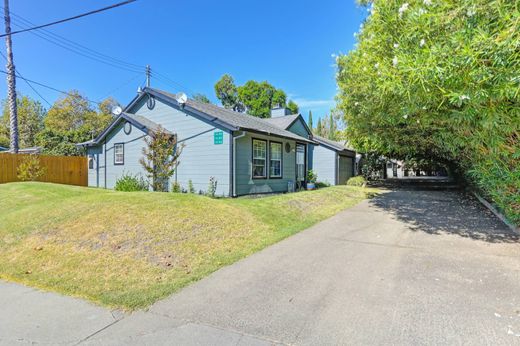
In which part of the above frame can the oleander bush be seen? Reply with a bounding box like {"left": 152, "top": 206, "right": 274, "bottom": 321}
{"left": 337, "top": 0, "right": 519, "bottom": 225}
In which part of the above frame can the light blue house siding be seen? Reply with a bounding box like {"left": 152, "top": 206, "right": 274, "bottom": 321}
{"left": 234, "top": 132, "right": 297, "bottom": 195}
{"left": 309, "top": 144, "right": 337, "bottom": 185}
{"left": 87, "top": 121, "right": 148, "bottom": 188}
{"left": 128, "top": 97, "right": 231, "bottom": 196}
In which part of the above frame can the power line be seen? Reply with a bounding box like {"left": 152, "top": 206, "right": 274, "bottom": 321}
{"left": 0, "top": 69, "right": 103, "bottom": 106}
{"left": 5, "top": 10, "right": 143, "bottom": 72}
{"left": 0, "top": 0, "right": 137, "bottom": 38}
{"left": 0, "top": 50, "right": 51, "bottom": 106}
{"left": 5, "top": 9, "right": 197, "bottom": 94}
{"left": 98, "top": 73, "right": 143, "bottom": 101}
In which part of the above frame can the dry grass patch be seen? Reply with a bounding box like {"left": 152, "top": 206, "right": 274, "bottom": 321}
{"left": 0, "top": 182, "right": 377, "bottom": 309}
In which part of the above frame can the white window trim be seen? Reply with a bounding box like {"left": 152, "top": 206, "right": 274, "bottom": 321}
{"left": 269, "top": 141, "right": 282, "bottom": 178}
{"left": 114, "top": 143, "right": 124, "bottom": 165}
{"left": 252, "top": 139, "right": 267, "bottom": 179}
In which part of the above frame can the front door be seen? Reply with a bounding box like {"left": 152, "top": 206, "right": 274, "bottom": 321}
{"left": 296, "top": 143, "right": 306, "bottom": 190}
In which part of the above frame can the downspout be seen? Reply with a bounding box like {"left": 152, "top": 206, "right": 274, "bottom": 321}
{"left": 232, "top": 131, "right": 246, "bottom": 197}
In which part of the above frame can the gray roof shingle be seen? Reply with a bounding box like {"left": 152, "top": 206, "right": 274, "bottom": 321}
{"left": 313, "top": 135, "right": 355, "bottom": 155}
{"left": 147, "top": 88, "right": 315, "bottom": 144}
{"left": 263, "top": 114, "right": 300, "bottom": 129}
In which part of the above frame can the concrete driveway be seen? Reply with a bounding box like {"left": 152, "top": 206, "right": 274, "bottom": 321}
{"left": 1, "top": 189, "right": 519, "bottom": 345}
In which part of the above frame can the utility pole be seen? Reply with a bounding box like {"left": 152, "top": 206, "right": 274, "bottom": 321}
{"left": 3, "top": 0, "right": 18, "bottom": 153}
{"left": 145, "top": 65, "right": 151, "bottom": 87}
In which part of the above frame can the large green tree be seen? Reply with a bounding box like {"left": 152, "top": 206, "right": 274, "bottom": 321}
{"left": 214, "top": 74, "right": 299, "bottom": 118}
{"left": 0, "top": 94, "right": 44, "bottom": 148}
{"left": 337, "top": 0, "right": 519, "bottom": 224}
{"left": 38, "top": 91, "right": 116, "bottom": 156}
{"left": 192, "top": 93, "right": 212, "bottom": 104}
{"left": 214, "top": 74, "right": 242, "bottom": 111}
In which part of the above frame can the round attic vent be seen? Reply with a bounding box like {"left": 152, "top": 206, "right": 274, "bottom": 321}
{"left": 147, "top": 95, "right": 155, "bottom": 110}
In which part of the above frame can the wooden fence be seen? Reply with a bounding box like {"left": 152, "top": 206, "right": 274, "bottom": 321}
{"left": 0, "top": 153, "right": 88, "bottom": 186}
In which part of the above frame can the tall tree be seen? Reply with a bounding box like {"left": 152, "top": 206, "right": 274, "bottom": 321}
{"left": 214, "top": 74, "right": 242, "bottom": 111}
{"left": 308, "top": 110, "right": 313, "bottom": 132}
{"left": 237, "top": 80, "right": 280, "bottom": 118}
{"left": 214, "top": 74, "right": 298, "bottom": 118}
{"left": 316, "top": 118, "right": 323, "bottom": 136}
{"left": 287, "top": 100, "right": 299, "bottom": 114}
{"left": 192, "top": 93, "right": 211, "bottom": 104}
{"left": 0, "top": 95, "right": 44, "bottom": 148}
{"left": 38, "top": 91, "right": 115, "bottom": 156}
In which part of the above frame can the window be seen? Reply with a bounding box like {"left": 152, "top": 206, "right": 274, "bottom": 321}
{"left": 114, "top": 143, "right": 124, "bottom": 165}
{"left": 88, "top": 155, "right": 94, "bottom": 169}
{"left": 252, "top": 139, "right": 266, "bottom": 178}
{"left": 269, "top": 142, "right": 282, "bottom": 178}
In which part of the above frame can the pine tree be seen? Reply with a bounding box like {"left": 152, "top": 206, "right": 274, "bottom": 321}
{"left": 316, "top": 118, "right": 323, "bottom": 136}
{"left": 308, "top": 111, "right": 313, "bottom": 133}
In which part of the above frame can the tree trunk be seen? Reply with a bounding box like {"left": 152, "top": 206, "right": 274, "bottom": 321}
{"left": 4, "top": 0, "right": 18, "bottom": 153}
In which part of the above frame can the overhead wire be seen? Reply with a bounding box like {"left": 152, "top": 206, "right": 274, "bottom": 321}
{"left": 0, "top": 50, "right": 52, "bottom": 107}
{"left": 0, "top": 0, "right": 137, "bottom": 38}
{"left": 0, "top": 70, "right": 103, "bottom": 106}
{"left": 0, "top": 5, "right": 202, "bottom": 105}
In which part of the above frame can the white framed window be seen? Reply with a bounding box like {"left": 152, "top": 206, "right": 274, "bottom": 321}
{"left": 88, "top": 155, "right": 95, "bottom": 170}
{"left": 114, "top": 143, "right": 124, "bottom": 165}
{"left": 252, "top": 139, "right": 267, "bottom": 178}
{"left": 269, "top": 141, "right": 282, "bottom": 178}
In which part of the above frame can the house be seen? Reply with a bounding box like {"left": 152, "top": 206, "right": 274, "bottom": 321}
{"left": 79, "top": 87, "right": 356, "bottom": 196}
{"left": 79, "top": 87, "right": 318, "bottom": 196}
{"left": 265, "top": 113, "right": 356, "bottom": 185}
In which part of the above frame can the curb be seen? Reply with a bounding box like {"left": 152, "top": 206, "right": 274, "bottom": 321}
{"left": 472, "top": 192, "right": 519, "bottom": 234}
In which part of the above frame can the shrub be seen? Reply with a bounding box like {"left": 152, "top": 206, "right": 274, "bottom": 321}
{"left": 171, "top": 181, "right": 181, "bottom": 193}
{"left": 206, "top": 177, "right": 217, "bottom": 198}
{"left": 307, "top": 170, "right": 317, "bottom": 183}
{"left": 346, "top": 176, "right": 366, "bottom": 187}
{"left": 188, "top": 180, "right": 195, "bottom": 194}
{"left": 114, "top": 173, "right": 148, "bottom": 192}
{"left": 17, "top": 155, "right": 46, "bottom": 181}
{"left": 315, "top": 181, "right": 330, "bottom": 189}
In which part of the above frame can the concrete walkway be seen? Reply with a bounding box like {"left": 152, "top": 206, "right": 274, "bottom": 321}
{"left": 1, "top": 189, "right": 519, "bottom": 345}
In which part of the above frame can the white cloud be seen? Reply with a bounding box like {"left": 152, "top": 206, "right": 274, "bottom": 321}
{"left": 292, "top": 98, "right": 335, "bottom": 108}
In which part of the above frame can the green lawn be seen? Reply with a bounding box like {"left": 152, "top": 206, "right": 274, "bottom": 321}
{"left": 0, "top": 182, "right": 378, "bottom": 310}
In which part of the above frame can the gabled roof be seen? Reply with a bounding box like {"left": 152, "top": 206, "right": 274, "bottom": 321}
{"left": 313, "top": 135, "right": 356, "bottom": 157}
{"left": 77, "top": 112, "right": 170, "bottom": 147}
{"left": 264, "top": 113, "right": 313, "bottom": 139}
{"left": 264, "top": 114, "right": 300, "bottom": 129}
{"left": 131, "top": 88, "right": 316, "bottom": 144}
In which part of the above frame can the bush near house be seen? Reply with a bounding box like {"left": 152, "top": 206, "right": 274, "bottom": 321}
{"left": 347, "top": 176, "right": 366, "bottom": 187}
{"left": 114, "top": 173, "right": 148, "bottom": 192}
{"left": 0, "top": 182, "right": 378, "bottom": 310}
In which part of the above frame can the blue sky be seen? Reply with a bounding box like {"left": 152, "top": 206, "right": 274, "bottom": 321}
{"left": 2, "top": 0, "right": 366, "bottom": 122}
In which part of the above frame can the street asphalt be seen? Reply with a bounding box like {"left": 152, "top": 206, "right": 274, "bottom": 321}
{"left": 1, "top": 189, "right": 519, "bottom": 345}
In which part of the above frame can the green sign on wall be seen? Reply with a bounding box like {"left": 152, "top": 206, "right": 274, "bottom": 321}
{"left": 214, "top": 131, "right": 223, "bottom": 145}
